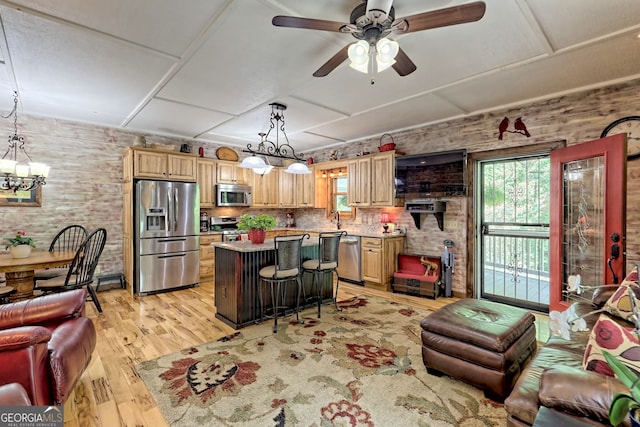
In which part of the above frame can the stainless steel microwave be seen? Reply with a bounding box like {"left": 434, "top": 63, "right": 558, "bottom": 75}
{"left": 216, "top": 184, "right": 252, "bottom": 207}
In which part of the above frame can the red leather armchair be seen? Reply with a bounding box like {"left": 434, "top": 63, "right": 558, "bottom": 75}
{"left": 0, "top": 289, "right": 97, "bottom": 405}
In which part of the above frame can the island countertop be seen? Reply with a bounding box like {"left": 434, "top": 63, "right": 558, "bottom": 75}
{"left": 212, "top": 236, "right": 319, "bottom": 252}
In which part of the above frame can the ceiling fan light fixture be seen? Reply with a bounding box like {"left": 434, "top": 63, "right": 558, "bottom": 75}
{"left": 348, "top": 40, "right": 369, "bottom": 62}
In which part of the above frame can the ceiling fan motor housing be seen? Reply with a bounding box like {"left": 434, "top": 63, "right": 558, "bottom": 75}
{"left": 351, "top": 2, "right": 395, "bottom": 43}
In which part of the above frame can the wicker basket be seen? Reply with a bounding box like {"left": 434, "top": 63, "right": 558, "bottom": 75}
{"left": 378, "top": 133, "right": 396, "bottom": 152}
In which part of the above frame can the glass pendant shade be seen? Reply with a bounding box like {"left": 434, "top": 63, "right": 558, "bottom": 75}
{"left": 253, "top": 165, "right": 274, "bottom": 175}
{"left": 284, "top": 162, "right": 311, "bottom": 174}
{"left": 376, "top": 38, "right": 398, "bottom": 72}
{"left": 0, "top": 159, "right": 16, "bottom": 173}
{"left": 348, "top": 40, "right": 370, "bottom": 74}
{"left": 239, "top": 155, "right": 267, "bottom": 169}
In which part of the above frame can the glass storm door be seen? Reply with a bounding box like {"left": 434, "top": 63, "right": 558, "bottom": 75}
{"left": 479, "top": 155, "right": 551, "bottom": 312}
{"left": 549, "top": 134, "right": 627, "bottom": 312}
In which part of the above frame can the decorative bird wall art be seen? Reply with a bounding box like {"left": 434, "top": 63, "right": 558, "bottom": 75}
{"left": 498, "top": 117, "right": 531, "bottom": 140}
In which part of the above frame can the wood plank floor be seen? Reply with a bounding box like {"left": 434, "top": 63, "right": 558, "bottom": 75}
{"left": 63, "top": 282, "right": 549, "bottom": 426}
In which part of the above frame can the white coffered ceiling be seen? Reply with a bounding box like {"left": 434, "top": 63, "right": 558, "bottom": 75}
{"left": 0, "top": 0, "right": 638, "bottom": 154}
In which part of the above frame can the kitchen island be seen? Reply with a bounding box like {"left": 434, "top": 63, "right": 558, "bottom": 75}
{"left": 213, "top": 237, "right": 332, "bottom": 329}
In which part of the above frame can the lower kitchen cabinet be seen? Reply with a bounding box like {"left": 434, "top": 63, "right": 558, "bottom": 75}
{"left": 361, "top": 236, "right": 405, "bottom": 291}
{"left": 200, "top": 234, "right": 222, "bottom": 281}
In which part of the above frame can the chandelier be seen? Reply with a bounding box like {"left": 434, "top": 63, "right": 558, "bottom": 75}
{"left": 240, "top": 103, "right": 310, "bottom": 174}
{"left": 0, "top": 92, "right": 50, "bottom": 193}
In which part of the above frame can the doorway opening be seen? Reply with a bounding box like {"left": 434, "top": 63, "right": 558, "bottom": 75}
{"left": 476, "top": 155, "right": 551, "bottom": 312}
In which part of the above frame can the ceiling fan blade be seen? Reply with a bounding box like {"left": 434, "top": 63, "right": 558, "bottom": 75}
{"left": 392, "top": 47, "right": 417, "bottom": 76}
{"left": 393, "top": 1, "right": 486, "bottom": 34}
{"left": 313, "top": 45, "right": 350, "bottom": 77}
{"left": 272, "top": 15, "right": 353, "bottom": 33}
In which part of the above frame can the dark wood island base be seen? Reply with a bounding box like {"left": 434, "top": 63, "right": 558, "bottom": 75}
{"left": 213, "top": 239, "right": 331, "bottom": 329}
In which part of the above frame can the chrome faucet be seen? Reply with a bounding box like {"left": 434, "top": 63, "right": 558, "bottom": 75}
{"left": 331, "top": 210, "right": 341, "bottom": 230}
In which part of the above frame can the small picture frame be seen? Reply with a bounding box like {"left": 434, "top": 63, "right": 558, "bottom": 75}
{"left": 0, "top": 186, "right": 42, "bottom": 207}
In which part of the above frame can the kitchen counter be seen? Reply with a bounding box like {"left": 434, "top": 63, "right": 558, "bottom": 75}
{"left": 212, "top": 236, "right": 319, "bottom": 252}
{"left": 213, "top": 237, "right": 331, "bottom": 329}
{"left": 271, "top": 227, "right": 406, "bottom": 239}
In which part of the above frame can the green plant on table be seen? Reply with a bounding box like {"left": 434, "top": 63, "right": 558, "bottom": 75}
{"left": 603, "top": 350, "right": 640, "bottom": 426}
{"left": 604, "top": 286, "right": 640, "bottom": 426}
{"left": 4, "top": 230, "right": 36, "bottom": 249}
{"left": 236, "top": 214, "right": 276, "bottom": 232}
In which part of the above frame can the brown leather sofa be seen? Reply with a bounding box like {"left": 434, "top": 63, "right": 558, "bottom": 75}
{"left": 504, "top": 291, "right": 630, "bottom": 427}
{"left": 0, "top": 289, "right": 97, "bottom": 405}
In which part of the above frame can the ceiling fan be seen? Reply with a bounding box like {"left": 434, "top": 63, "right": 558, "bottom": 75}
{"left": 272, "top": 0, "right": 486, "bottom": 78}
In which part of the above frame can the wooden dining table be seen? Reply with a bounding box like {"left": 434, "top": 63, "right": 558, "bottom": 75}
{"left": 0, "top": 251, "right": 76, "bottom": 300}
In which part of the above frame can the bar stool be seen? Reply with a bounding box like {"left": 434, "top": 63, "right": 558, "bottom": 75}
{"left": 302, "top": 231, "right": 346, "bottom": 318}
{"left": 258, "top": 234, "right": 309, "bottom": 333}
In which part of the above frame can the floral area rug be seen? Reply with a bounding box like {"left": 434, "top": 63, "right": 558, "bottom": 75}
{"left": 137, "top": 295, "right": 507, "bottom": 426}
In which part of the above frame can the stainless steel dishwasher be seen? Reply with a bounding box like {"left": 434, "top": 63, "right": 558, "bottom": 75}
{"left": 337, "top": 235, "right": 363, "bottom": 285}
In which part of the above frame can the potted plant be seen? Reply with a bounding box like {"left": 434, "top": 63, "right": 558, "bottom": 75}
{"left": 236, "top": 214, "right": 276, "bottom": 244}
{"left": 5, "top": 230, "right": 36, "bottom": 258}
{"left": 603, "top": 350, "right": 640, "bottom": 426}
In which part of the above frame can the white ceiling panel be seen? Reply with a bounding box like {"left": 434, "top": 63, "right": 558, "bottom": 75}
{"left": 157, "top": 1, "right": 323, "bottom": 115}
{"left": 0, "top": 0, "right": 637, "bottom": 152}
{"left": 307, "top": 92, "right": 466, "bottom": 144}
{"left": 524, "top": 0, "right": 640, "bottom": 50}
{"left": 1, "top": 8, "right": 176, "bottom": 125}
{"left": 128, "top": 98, "right": 233, "bottom": 138}
{"left": 4, "top": 0, "right": 228, "bottom": 56}
{"left": 207, "top": 97, "right": 347, "bottom": 146}
{"left": 438, "top": 33, "right": 640, "bottom": 113}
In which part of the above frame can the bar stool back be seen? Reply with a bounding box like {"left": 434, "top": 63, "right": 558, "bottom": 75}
{"left": 302, "top": 231, "right": 346, "bottom": 318}
{"left": 258, "top": 234, "right": 309, "bottom": 333}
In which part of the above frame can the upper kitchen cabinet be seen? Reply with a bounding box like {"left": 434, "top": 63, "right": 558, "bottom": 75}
{"left": 296, "top": 166, "right": 323, "bottom": 208}
{"left": 128, "top": 148, "right": 196, "bottom": 181}
{"left": 347, "top": 151, "right": 396, "bottom": 207}
{"left": 197, "top": 158, "right": 217, "bottom": 207}
{"left": 279, "top": 168, "right": 297, "bottom": 208}
{"left": 348, "top": 157, "right": 371, "bottom": 207}
{"left": 251, "top": 168, "right": 279, "bottom": 207}
{"left": 371, "top": 151, "right": 395, "bottom": 206}
{"left": 216, "top": 160, "right": 247, "bottom": 184}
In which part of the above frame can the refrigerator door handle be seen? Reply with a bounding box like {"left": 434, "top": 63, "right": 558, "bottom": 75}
{"left": 174, "top": 187, "right": 179, "bottom": 232}
{"left": 157, "top": 253, "right": 187, "bottom": 259}
{"left": 158, "top": 238, "right": 187, "bottom": 243}
{"left": 167, "top": 189, "right": 173, "bottom": 232}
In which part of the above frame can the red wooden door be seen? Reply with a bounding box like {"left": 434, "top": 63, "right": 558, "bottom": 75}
{"left": 549, "top": 134, "right": 626, "bottom": 312}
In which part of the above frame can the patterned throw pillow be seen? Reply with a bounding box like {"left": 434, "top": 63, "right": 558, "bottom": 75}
{"left": 583, "top": 313, "right": 640, "bottom": 377}
{"left": 603, "top": 283, "right": 640, "bottom": 322}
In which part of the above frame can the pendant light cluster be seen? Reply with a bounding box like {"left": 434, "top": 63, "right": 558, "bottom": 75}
{"left": 240, "top": 103, "right": 310, "bottom": 175}
{"left": 0, "top": 91, "right": 50, "bottom": 193}
{"left": 348, "top": 37, "right": 399, "bottom": 75}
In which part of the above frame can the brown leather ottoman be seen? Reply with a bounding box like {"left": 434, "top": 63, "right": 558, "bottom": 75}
{"left": 421, "top": 299, "right": 537, "bottom": 401}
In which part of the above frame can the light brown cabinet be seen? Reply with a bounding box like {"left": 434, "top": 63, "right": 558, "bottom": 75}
{"left": 132, "top": 148, "right": 196, "bottom": 181}
{"left": 251, "top": 169, "right": 279, "bottom": 207}
{"left": 197, "top": 158, "right": 217, "bottom": 207}
{"left": 371, "top": 151, "right": 395, "bottom": 206}
{"left": 216, "top": 160, "right": 247, "bottom": 184}
{"left": 361, "top": 236, "right": 405, "bottom": 291}
{"left": 296, "top": 166, "right": 320, "bottom": 208}
{"left": 348, "top": 157, "right": 371, "bottom": 206}
{"left": 200, "top": 234, "right": 222, "bottom": 281}
{"left": 346, "top": 151, "right": 395, "bottom": 207}
{"left": 279, "top": 169, "right": 297, "bottom": 208}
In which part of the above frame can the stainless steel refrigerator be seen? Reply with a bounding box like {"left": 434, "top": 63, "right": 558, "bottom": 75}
{"left": 134, "top": 180, "right": 200, "bottom": 295}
